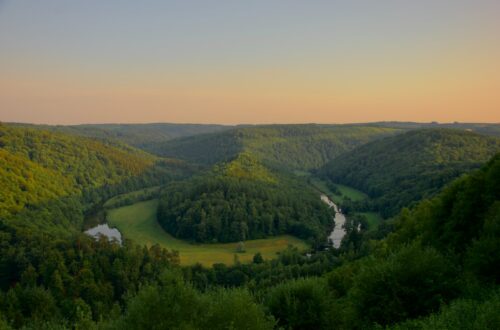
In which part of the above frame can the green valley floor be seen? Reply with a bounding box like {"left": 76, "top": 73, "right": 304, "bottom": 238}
{"left": 107, "top": 199, "right": 309, "bottom": 266}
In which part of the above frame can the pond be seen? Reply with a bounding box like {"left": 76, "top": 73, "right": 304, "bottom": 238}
{"left": 85, "top": 224, "right": 122, "bottom": 245}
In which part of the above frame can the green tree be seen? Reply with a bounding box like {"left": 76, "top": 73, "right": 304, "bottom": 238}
{"left": 265, "top": 277, "right": 330, "bottom": 330}
{"left": 253, "top": 252, "right": 264, "bottom": 264}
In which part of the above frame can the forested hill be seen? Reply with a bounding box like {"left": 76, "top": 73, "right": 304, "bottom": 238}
{"left": 323, "top": 153, "right": 500, "bottom": 328}
{"left": 8, "top": 122, "right": 231, "bottom": 149}
{"left": 366, "top": 121, "right": 500, "bottom": 137}
{"left": 0, "top": 124, "right": 158, "bottom": 220}
{"left": 322, "top": 128, "right": 500, "bottom": 217}
{"left": 157, "top": 153, "right": 332, "bottom": 244}
{"left": 150, "top": 124, "right": 400, "bottom": 170}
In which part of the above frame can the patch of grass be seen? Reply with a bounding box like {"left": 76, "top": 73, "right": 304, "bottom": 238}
{"left": 334, "top": 183, "right": 368, "bottom": 201}
{"left": 104, "top": 186, "right": 161, "bottom": 209}
{"left": 107, "top": 199, "right": 309, "bottom": 266}
{"left": 293, "top": 170, "right": 312, "bottom": 177}
{"left": 357, "top": 212, "right": 383, "bottom": 231}
{"left": 310, "top": 177, "right": 335, "bottom": 197}
{"left": 309, "top": 177, "right": 368, "bottom": 204}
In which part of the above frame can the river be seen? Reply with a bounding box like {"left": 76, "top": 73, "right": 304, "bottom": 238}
{"left": 84, "top": 196, "right": 342, "bottom": 248}
{"left": 320, "top": 194, "right": 346, "bottom": 248}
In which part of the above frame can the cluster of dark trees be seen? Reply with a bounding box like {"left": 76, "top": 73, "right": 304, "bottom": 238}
{"left": 323, "top": 128, "right": 500, "bottom": 217}
{"left": 158, "top": 172, "right": 332, "bottom": 244}
{"left": 0, "top": 229, "right": 178, "bottom": 329}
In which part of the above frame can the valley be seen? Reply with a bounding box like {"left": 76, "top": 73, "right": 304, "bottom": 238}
{"left": 106, "top": 199, "right": 309, "bottom": 266}
{"left": 3, "top": 3, "right": 500, "bottom": 327}
{"left": 1, "top": 121, "right": 500, "bottom": 329}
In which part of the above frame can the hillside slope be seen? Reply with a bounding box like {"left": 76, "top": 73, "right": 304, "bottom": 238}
{"left": 0, "top": 124, "right": 157, "bottom": 219}
{"left": 322, "top": 129, "right": 500, "bottom": 217}
{"left": 367, "top": 122, "right": 500, "bottom": 137}
{"left": 152, "top": 124, "right": 400, "bottom": 170}
{"left": 8, "top": 123, "right": 231, "bottom": 149}
{"left": 158, "top": 153, "right": 333, "bottom": 244}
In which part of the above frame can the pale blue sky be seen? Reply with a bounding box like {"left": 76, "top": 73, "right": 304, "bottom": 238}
{"left": 1, "top": 1, "right": 499, "bottom": 124}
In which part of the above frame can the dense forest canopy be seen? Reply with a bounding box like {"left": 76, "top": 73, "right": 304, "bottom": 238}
{"left": 0, "top": 125, "right": 155, "bottom": 218}
{"left": 158, "top": 154, "right": 332, "bottom": 244}
{"left": 0, "top": 122, "right": 499, "bottom": 329}
{"left": 367, "top": 122, "right": 500, "bottom": 137}
{"left": 151, "top": 124, "right": 401, "bottom": 170}
{"left": 8, "top": 123, "right": 231, "bottom": 150}
{"left": 0, "top": 124, "right": 195, "bottom": 236}
{"left": 322, "top": 128, "right": 500, "bottom": 217}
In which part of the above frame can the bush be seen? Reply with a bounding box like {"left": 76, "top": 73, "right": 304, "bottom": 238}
{"left": 265, "top": 277, "right": 330, "bottom": 329}
{"left": 348, "top": 244, "right": 458, "bottom": 326}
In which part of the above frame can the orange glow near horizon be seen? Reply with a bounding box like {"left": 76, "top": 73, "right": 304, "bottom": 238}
{"left": 1, "top": 1, "right": 499, "bottom": 125}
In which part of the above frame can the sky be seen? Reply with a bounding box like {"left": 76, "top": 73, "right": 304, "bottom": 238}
{"left": 1, "top": 0, "right": 499, "bottom": 125}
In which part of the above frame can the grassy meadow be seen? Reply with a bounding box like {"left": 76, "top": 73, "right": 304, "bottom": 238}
{"left": 334, "top": 183, "right": 368, "bottom": 201}
{"left": 309, "top": 177, "right": 383, "bottom": 230}
{"left": 357, "top": 212, "right": 383, "bottom": 231}
{"left": 309, "top": 177, "right": 367, "bottom": 203}
{"left": 107, "top": 199, "right": 309, "bottom": 266}
{"left": 103, "top": 186, "right": 161, "bottom": 209}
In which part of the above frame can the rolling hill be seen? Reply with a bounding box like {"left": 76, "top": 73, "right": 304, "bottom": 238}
{"left": 157, "top": 153, "right": 333, "bottom": 244}
{"left": 367, "top": 122, "right": 500, "bottom": 137}
{"left": 0, "top": 124, "right": 159, "bottom": 218}
{"left": 0, "top": 124, "right": 195, "bottom": 235}
{"left": 150, "top": 124, "right": 401, "bottom": 170}
{"left": 1, "top": 122, "right": 500, "bottom": 329}
{"left": 7, "top": 122, "right": 231, "bottom": 150}
{"left": 322, "top": 128, "right": 500, "bottom": 217}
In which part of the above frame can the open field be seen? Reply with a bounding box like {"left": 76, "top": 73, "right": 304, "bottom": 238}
{"left": 334, "top": 183, "right": 368, "bottom": 201}
{"left": 309, "top": 177, "right": 367, "bottom": 204}
{"left": 357, "top": 212, "right": 383, "bottom": 231}
{"left": 103, "top": 186, "right": 161, "bottom": 209}
{"left": 107, "top": 199, "right": 309, "bottom": 266}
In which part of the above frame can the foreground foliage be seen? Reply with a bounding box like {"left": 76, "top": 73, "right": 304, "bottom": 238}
{"left": 1, "top": 124, "right": 499, "bottom": 329}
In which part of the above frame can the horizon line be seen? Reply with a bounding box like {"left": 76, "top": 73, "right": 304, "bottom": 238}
{"left": 3, "top": 120, "right": 500, "bottom": 127}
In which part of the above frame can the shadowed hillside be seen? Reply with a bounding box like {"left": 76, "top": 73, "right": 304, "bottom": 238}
{"left": 322, "top": 128, "right": 500, "bottom": 217}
